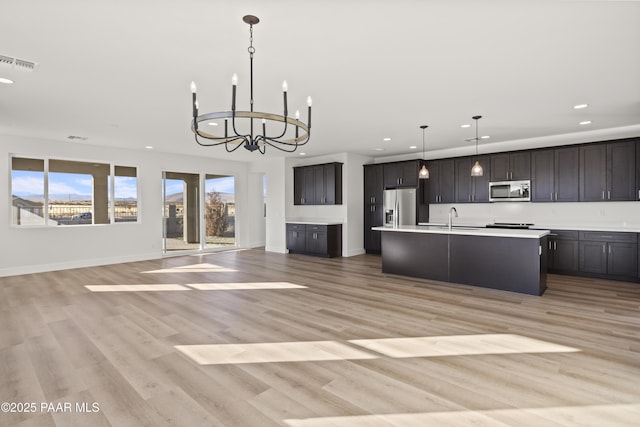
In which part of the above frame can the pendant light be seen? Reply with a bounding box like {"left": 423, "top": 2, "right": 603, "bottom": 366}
{"left": 418, "top": 125, "right": 429, "bottom": 179}
{"left": 470, "top": 115, "right": 483, "bottom": 177}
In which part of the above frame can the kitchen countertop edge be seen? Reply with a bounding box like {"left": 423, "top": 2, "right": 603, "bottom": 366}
{"left": 373, "top": 225, "right": 549, "bottom": 239}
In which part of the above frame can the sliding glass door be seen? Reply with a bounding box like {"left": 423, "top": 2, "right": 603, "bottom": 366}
{"left": 162, "top": 171, "right": 236, "bottom": 254}
{"left": 205, "top": 174, "right": 236, "bottom": 249}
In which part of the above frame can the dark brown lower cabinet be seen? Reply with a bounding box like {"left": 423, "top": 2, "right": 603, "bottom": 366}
{"left": 547, "top": 230, "right": 579, "bottom": 274}
{"left": 364, "top": 204, "right": 383, "bottom": 253}
{"left": 578, "top": 231, "right": 638, "bottom": 280}
{"left": 286, "top": 223, "right": 342, "bottom": 257}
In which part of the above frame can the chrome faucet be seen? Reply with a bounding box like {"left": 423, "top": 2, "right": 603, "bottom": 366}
{"left": 448, "top": 207, "right": 458, "bottom": 230}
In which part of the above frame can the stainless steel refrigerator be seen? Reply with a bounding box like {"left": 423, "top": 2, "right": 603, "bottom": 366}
{"left": 383, "top": 188, "right": 416, "bottom": 228}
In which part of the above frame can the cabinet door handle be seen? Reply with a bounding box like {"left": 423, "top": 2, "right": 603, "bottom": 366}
{"left": 608, "top": 245, "right": 612, "bottom": 255}
{"left": 550, "top": 192, "right": 553, "bottom": 201}
{"left": 602, "top": 191, "right": 605, "bottom": 200}
{"left": 548, "top": 241, "right": 552, "bottom": 250}
{"left": 468, "top": 194, "right": 471, "bottom": 202}
{"left": 555, "top": 192, "right": 558, "bottom": 201}
{"left": 607, "top": 190, "right": 611, "bottom": 200}
{"left": 602, "top": 244, "right": 606, "bottom": 254}
{"left": 554, "top": 241, "right": 557, "bottom": 250}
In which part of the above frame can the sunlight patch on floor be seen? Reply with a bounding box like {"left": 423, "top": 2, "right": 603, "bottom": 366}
{"left": 141, "top": 263, "right": 238, "bottom": 273}
{"left": 85, "top": 284, "right": 191, "bottom": 292}
{"left": 283, "top": 403, "right": 640, "bottom": 427}
{"left": 175, "top": 341, "right": 377, "bottom": 365}
{"left": 349, "top": 334, "right": 580, "bottom": 358}
{"left": 186, "top": 282, "right": 307, "bottom": 290}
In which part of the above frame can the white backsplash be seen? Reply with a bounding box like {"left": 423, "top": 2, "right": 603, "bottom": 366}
{"left": 429, "top": 202, "right": 640, "bottom": 229}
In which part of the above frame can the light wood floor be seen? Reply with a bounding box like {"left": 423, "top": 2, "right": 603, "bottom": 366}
{"left": 1, "top": 249, "right": 639, "bottom": 427}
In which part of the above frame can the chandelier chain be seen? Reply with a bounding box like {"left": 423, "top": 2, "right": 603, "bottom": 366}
{"left": 248, "top": 24, "right": 255, "bottom": 56}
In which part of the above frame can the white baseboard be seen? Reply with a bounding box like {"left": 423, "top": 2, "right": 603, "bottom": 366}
{"left": 344, "top": 248, "right": 366, "bottom": 257}
{"left": 0, "top": 252, "right": 161, "bottom": 278}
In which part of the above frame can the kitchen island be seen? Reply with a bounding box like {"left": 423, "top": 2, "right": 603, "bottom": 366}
{"left": 372, "top": 225, "right": 550, "bottom": 295}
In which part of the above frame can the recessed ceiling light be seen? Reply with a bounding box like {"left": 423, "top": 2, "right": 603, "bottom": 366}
{"left": 383, "top": 137, "right": 391, "bottom": 142}
{"left": 0, "top": 77, "right": 14, "bottom": 84}
{"left": 208, "top": 122, "right": 218, "bottom": 126}
{"left": 145, "top": 145, "right": 153, "bottom": 149}
{"left": 461, "top": 124, "right": 471, "bottom": 128}
{"left": 299, "top": 152, "right": 306, "bottom": 156}
{"left": 579, "top": 121, "right": 592, "bottom": 125}
{"left": 573, "top": 104, "right": 588, "bottom": 109}
{"left": 374, "top": 148, "right": 384, "bottom": 151}
{"left": 409, "top": 145, "right": 417, "bottom": 149}
{"left": 481, "top": 135, "right": 490, "bottom": 139}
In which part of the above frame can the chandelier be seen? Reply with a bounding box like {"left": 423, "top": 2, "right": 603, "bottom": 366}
{"left": 190, "top": 15, "right": 312, "bottom": 154}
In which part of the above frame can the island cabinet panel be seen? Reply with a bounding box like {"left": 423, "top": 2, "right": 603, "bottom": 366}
{"left": 426, "top": 159, "right": 455, "bottom": 204}
{"left": 449, "top": 234, "right": 546, "bottom": 296}
{"left": 381, "top": 232, "right": 449, "bottom": 282}
{"left": 379, "top": 229, "right": 547, "bottom": 296}
{"left": 490, "top": 151, "right": 530, "bottom": 181}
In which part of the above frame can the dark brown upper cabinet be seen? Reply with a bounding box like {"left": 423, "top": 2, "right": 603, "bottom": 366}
{"left": 531, "top": 146, "right": 580, "bottom": 202}
{"left": 455, "top": 155, "right": 490, "bottom": 203}
{"left": 580, "top": 141, "right": 636, "bottom": 201}
{"left": 293, "top": 162, "right": 343, "bottom": 205}
{"left": 490, "top": 151, "right": 531, "bottom": 181}
{"left": 383, "top": 160, "right": 419, "bottom": 189}
{"left": 426, "top": 159, "right": 455, "bottom": 204}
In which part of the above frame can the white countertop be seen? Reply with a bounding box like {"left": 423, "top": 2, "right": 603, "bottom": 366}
{"left": 286, "top": 218, "right": 344, "bottom": 225}
{"left": 373, "top": 225, "right": 549, "bottom": 239}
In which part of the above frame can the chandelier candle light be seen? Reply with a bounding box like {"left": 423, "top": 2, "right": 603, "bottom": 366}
{"left": 190, "top": 15, "right": 312, "bottom": 153}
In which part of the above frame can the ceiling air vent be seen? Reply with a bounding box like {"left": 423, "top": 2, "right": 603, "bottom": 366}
{"left": 67, "top": 135, "right": 88, "bottom": 141}
{"left": 0, "top": 54, "right": 38, "bottom": 71}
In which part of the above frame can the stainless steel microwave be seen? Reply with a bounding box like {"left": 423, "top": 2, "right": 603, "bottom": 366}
{"left": 489, "top": 180, "right": 531, "bottom": 202}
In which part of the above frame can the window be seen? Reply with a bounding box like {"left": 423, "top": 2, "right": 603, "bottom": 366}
{"left": 10, "top": 156, "right": 138, "bottom": 226}
{"left": 11, "top": 157, "right": 45, "bottom": 226}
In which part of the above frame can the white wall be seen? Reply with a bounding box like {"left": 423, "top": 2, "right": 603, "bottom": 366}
{"left": 250, "top": 157, "right": 287, "bottom": 254}
{"left": 286, "top": 152, "right": 372, "bottom": 257}
{"left": 245, "top": 171, "right": 266, "bottom": 248}
{"left": 1, "top": 134, "right": 257, "bottom": 277}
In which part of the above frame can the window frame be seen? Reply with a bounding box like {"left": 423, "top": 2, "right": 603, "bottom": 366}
{"left": 9, "top": 154, "right": 140, "bottom": 228}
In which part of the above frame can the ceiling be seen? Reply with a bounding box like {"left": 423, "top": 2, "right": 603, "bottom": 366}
{"left": 1, "top": 0, "right": 639, "bottom": 163}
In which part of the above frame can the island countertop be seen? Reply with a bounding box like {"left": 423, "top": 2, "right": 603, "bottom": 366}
{"left": 372, "top": 225, "right": 550, "bottom": 239}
